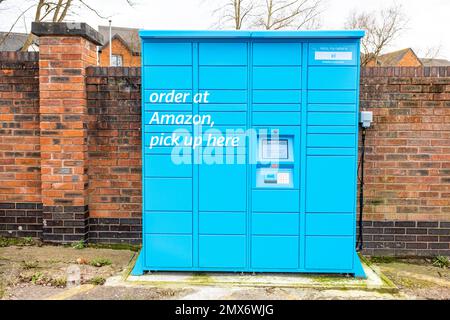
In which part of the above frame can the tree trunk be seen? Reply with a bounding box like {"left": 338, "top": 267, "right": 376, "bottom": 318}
{"left": 21, "top": 33, "right": 35, "bottom": 52}
{"left": 21, "top": 0, "right": 45, "bottom": 52}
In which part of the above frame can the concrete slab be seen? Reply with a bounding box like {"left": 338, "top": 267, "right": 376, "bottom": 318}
{"left": 120, "top": 258, "right": 397, "bottom": 293}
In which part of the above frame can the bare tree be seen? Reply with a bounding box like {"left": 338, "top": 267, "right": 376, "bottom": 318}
{"left": 212, "top": 0, "right": 256, "bottom": 30}
{"left": 345, "top": 5, "right": 408, "bottom": 66}
{"left": 0, "top": 0, "right": 136, "bottom": 51}
{"left": 418, "top": 45, "right": 442, "bottom": 60}
{"left": 254, "top": 0, "right": 322, "bottom": 30}
{"left": 0, "top": 3, "right": 37, "bottom": 49}
{"left": 20, "top": 0, "right": 75, "bottom": 51}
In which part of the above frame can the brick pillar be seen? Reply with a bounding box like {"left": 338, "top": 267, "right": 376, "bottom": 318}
{"left": 32, "top": 22, "right": 103, "bottom": 243}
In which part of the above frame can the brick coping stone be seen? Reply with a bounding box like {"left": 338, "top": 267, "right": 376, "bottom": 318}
{"left": 31, "top": 22, "right": 104, "bottom": 46}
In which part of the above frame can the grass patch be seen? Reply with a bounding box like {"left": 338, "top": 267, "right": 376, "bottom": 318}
{"left": 0, "top": 236, "right": 38, "bottom": 247}
{"left": 368, "top": 256, "right": 397, "bottom": 264}
{"left": 387, "top": 273, "right": 435, "bottom": 289}
{"left": 87, "top": 243, "right": 140, "bottom": 252}
{"left": 370, "top": 255, "right": 449, "bottom": 268}
{"left": 432, "top": 256, "right": 449, "bottom": 269}
{"left": 311, "top": 275, "right": 343, "bottom": 283}
{"left": 0, "top": 285, "right": 4, "bottom": 299}
{"left": 88, "top": 276, "right": 106, "bottom": 285}
{"left": 188, "top": 273, "right": 215, "bottom": 284}
{"left": 89, "top": 258, "right": 112, "bottom": 267}
{"left": 22, "top": 272, "right": 66, "bottom": 288}
{"left": 71, "top": 240, "right": 86, "bottom": 250}
{"left": 0, "top": 237, "right": 139, "bottom": 251}
{"left": 31, "top": 272, "right": 43, "bottom": 284}
{"left": 22, "top": 260, "right": 39, "bottom": 270}
{"left": 51, "top": 277, "right": 67, "bottom": 288}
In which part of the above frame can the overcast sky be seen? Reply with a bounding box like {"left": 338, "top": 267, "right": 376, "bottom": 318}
{"left": 1, "top": 0, "right": 449, "bottom": 59}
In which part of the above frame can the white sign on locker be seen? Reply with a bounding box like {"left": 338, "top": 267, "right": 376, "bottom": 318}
{"left": 315, "top": 51, "right": 353, "bottom": 61}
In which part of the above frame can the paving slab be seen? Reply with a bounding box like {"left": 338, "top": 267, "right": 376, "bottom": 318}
{"left": 120, "top": 258, "right": 397, "bottom": 294}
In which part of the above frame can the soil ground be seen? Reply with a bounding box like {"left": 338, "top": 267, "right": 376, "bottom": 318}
{"left": 370, "top": 259, "right": 450, "bottom": 300}
{"left": 1, "top": 239, "right": 449, "bottom": 300}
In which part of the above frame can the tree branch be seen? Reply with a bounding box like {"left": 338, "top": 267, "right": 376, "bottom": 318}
{"left": 0, "top": 3, "right": 36, "bottom": 48}
{"left": 344, "top": 4, "right": 408, "bottom": 65}
{"left": 253, "top": 0, "right": 322, "bottom": 30}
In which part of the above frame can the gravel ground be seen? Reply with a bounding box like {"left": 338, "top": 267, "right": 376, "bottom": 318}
{"left": 68, "top": 286, "right": 192, "bottom": 300}
{"left": 0, "top": 241, "right": 135, "bottom": 299}
{"left": 374, "top": 261, "right": 450, "bottom": 300}
{"left": 1, "top": 241, "right": 449, "bottom": 300}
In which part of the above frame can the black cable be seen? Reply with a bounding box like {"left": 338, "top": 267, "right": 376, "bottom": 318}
{"left": 356, "top": 127, "right": 367, "bottom": 252}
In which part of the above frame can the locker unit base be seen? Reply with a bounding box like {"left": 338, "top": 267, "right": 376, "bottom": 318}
{"left": 131, "top": 250, "right": 145, "bottom": 276}
{"left": 130, "top": 250, "right": 367, "bottom": 278}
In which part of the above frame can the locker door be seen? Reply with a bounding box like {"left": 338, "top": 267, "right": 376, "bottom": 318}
{"left": 199, "top": 163, "right": 247, "bottom": 212}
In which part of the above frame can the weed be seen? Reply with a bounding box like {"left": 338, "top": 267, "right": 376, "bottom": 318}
{"left": 22, "top": 260, "right": 39, "bottom": 270}
{"left": 432, "top": 256, "right": 449, "bottom": 269}
{"left": 388, "top": 273, "right": 434, "bottom": 289}
{"left": 89, "top": 258, "right": 112, "bottom": 267}
{"left": 22, "top": 272, "right": 66, "bottom": 288}
{"left": 31, "top": 272, "right": 43, "bottom": 284}
{"left": 51, "top": 277, "right": 67, "bottom": 288}
{"left": 87, "top": 243, "right": 140, "bottom": 252}
{"left": 88, "top": 276, "right": 106, "bottom": 285}
{"left": 0, "top": 236, "right": 39, "bottom": 247}
{"left": 72, "top": 240, "right": 86, "bottom": 250}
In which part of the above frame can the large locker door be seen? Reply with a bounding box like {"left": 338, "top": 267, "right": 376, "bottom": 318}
{"left": 142, "top": 42, "right": 194, "bottom": 269}
{"left": 197, "top": 42, "right": 248, "bottom": 269}
{"left": 305, "top": 43, "right": 359, "bottom": 271}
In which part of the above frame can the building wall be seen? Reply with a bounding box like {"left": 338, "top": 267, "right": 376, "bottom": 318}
{"left": 365, "top": 50, "right": 422, "bottom": 67}
{"left": 98, "top": 39, "right": 140, "bottom": 67}
{"left": 397, "top": 50, "right": 422, "bottom": 67}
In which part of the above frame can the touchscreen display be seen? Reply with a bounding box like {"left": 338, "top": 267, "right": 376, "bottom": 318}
{"left": 261, "top": 139, "right": 289, "bottom": 160}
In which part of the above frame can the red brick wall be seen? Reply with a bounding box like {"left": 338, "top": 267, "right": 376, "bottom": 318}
{"left": 38, "top": 36, "right": 97, "bottom": 209}
{"left": 360, "top": 67, "right": 450, "bottom": 222}
{"left": 0, "top": 52, "right": 40, "bottom": 204}
{"left": 1, "top": 55, "right": 449, "bottom": 252}
{"left": 86, "top": 67, "right": 142, "bottom": 219}
{"left": 83, "top": 66, "right": 450, "bottom": 224}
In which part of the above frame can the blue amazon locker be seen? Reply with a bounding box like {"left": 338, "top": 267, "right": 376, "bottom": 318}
{"left": 133, "top": 30, "right": 366, "bottom": 277}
